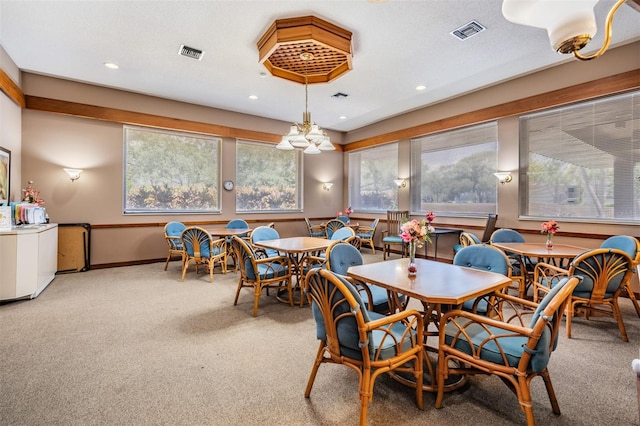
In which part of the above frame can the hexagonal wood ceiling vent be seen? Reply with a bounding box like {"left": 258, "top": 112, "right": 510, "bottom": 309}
{"left": 257, "top": 16, "right": 353, "bottom": 85}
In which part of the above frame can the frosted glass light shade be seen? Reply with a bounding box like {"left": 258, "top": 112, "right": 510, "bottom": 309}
{"left": 502, "top": 0, "right": 598, "bottom": 51}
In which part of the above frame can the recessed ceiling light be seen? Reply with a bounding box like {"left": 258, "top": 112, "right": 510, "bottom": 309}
{"left": 416, "top": 85, "right": 426, "bottom": 91}
{"left": 248, "top": 95, "right": 258, "bottom": 100}
{"left": 104, "top": 62, "right": 119, "bottom": 69}
{"left": 339, "top": 116, "right": 347, "bottom": 120}
{"left": 259, "top": 72, "right": 267, "bottom": 78}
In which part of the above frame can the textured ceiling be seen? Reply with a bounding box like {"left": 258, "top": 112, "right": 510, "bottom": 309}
{"left": 1, "top": 0, "right": 639, "bottom": 138}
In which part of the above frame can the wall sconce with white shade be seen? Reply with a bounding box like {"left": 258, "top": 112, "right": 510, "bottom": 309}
{"left": 501, "top": 0, "right": 628, "bottom": 61}
{"left": 322, "top": 182, "right": 333, "bottom": 191}
{"left": 394, "top": 179, "right": 407, "bottom": 188}
{"left": 64, "top": 168, "right": 83, "bottom": 182}
{"left": 494, "top": 172, "right": 512, "bottom": 184}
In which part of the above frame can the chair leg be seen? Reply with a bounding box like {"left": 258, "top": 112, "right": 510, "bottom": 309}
{"left": 304, "top": 341, "right": 325, "bottom": 398}
{"left": 624, "top": 283, "right": 640, "bottom": 319}
{"left": 516, "top": 375, "right": 536, "bottom": 426}
{"left": 611, "top": 299, "right": 629, "bottom": 342}
{"left": 181, "top": 259, "right": 189, "bottom": 282}
{"left": 164, "top": 254, "right": 171, "bottom": 271}
{"left": 252, "top": 285, "right": 261, "bottom": 317}
{"left": 539, "top": 369, "right": 561, "bottom": 415}
{"left": 233, "top": 278, "right": 243, "bottom": 305}
{"left": 414, "top": 352, "right": 424, "bottom": 410}
{"left": 358, "top": 369, "right": 373, "bottom": 426}
{"left": 566, "top": 301, "right": 575, "bottom": 339}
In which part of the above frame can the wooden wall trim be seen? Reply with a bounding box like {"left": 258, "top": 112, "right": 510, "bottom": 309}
{"left": 25, "top": 96, "right": 282, "bottom": 142}
{"left": 24, "top": 95, "right": 345, "bottom": 152}
{"left": 0, "top": 67, "right": 25, "bottom": 107}
{"left": 344, "top": 69, "right": 640, "bottom": 151}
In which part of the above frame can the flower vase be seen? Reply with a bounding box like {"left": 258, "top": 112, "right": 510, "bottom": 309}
{"left": 546, "top": 233, "right": 553, "bottom": 250}
{"left": 408, "top": 241, "right": 417, "bottom": 276}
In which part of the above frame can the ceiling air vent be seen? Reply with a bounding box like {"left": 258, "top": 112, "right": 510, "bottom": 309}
{"left": 178, "top": 44, "right": 204, "bottom": 60}
{"left": 332, "top": 92, "right": 349, "bottom": 99}
{"left": 451, "top": 21, "right": 486, "bottom": 41}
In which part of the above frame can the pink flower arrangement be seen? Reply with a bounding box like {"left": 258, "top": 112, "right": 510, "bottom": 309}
{"left": 541, "top": 220, "right": 559, "bottom": 234}
{"left": 22, "top": 180, "right": 44, "bottom": 205}
{"left": 400, "top": 219, "right": 433, "bottom": 248}
{"left": 338, "top": 206, "right": 353, "bottom": 217}
{"left": 426, "top": 211, "right": 436, "bottom": 223}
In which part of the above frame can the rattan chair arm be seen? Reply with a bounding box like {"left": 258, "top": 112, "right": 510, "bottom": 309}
{"left": 440, "top": 308, "right": 534, "bottom": 338}
{"left": 366, "top": 308, "right": 424, "bottom": 332}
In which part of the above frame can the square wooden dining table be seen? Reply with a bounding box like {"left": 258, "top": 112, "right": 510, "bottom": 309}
{"left": 347, "top": 257, "right": 511, "bottom": 392}
{"left": 253, "top": 236, "right": 334, "bottom": 306}
{"left": 490, "top": 242, "right": 588, "bottom": 290}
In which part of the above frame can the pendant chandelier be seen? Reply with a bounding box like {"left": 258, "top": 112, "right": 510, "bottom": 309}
{"left": 275, "top": 52, "right": 335, "bottom": 154}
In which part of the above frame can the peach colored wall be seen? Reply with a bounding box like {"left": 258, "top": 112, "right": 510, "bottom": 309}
{"left": 20, "top": 76, "right": 345, "bottom": 265}
{"left": 0, "top": 46, "right": 21, "bottom": 202}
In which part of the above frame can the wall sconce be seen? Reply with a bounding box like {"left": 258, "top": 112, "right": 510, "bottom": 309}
{"left": 64, "top": 168, "right": 83, "bottom": 182}
{"left": 394, "top": 179, "right": 407, "bottom": 188}
{"left": 322, "top": 182, "right": 333, "bottom": 191}
{"left": 494, "top": 172, "right": 512, "bottom": 184}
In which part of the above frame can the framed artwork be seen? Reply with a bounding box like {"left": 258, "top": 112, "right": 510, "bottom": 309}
{"left": 0, "top": 146, "right": 10, "bottom": 206}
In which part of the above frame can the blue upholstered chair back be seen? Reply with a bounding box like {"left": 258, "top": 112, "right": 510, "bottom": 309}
{"left": 327, "top": 243, "right": 363, "bottom": 275}
{"left": 490, "top": 228, "right": 525, "bottom": 243}
{"left": 165, "top": 221, "right": 186, "bottom": 250}
{"left": 331, "top": 227, "right": 355, "bottom": 241}
{"left": 251, "top": 226, "right": 280, "bottom": 257}
{"left": 325, "top": 219, "right": 345, "bottom": 239}
{"left": 336, "top": 215, "right": 350, "bottom": 224}
{"left": 181, "top": 227, "right": 213, "bottom": 258}
{"left": 570, "top": 248, "right": 633, "bottom": 298}
{"left": 227, "top": 219, "right": 248, "bottom": 229}
{"left": 453, "top": 245, "right": 510, "bottom": 276}
{"left": 601, "top": 235, "right": 640, "bottom": 263}
{"left": 453, "top": 245, "right": 510, "bottom": 313}
{"left": 166, "top": 221, "right": 186, "bottom": 237}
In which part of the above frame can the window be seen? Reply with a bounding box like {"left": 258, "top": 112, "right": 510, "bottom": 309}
{"left": 348, "top": 143, "right": 399, "bottom": 212}
{"left": 410, "top": 122, "right": 498, "bottom": 216}
{"left": 124, "top": 126, "right": 221, "bottom": 214}
{"left": 235, "top": 140, "right": 302, "bottom": 212}
{"left": 520, "top": 90, "right": 639, "bottom": 222}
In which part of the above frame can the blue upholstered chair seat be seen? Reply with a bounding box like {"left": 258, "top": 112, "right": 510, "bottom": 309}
{"left": 311, "top": 281, "right": 418, "bottom": 361}
{"left": 244, "top": 261, "right": 289, "bottom": 280}
{"left": 453, "top": 245, "right": 510, "bottom": 314}
{"left": 444, "top": 318, "right": 551, "bottom": 373}
{"left": 382, "top": 235, "right": 403, "bottom": 243}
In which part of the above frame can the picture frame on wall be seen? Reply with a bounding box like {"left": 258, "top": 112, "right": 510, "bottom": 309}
{"left": 0, "top": 146, "right": 10, "bottom": 206}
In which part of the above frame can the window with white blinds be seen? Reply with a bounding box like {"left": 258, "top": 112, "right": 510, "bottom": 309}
{"left": 236, "top": 140, "right": 303, "bottom": 212}
{"left": 348, "top": 143, "right": 399, "bottom": 213}
{"left": 520, "top": 90, "right": 639, "bottom": 223}
{"left": 410, "top": 122, "right": 498, "bottom": 216}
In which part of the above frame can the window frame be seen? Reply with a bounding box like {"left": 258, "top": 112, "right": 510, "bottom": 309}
{"left": 410, "top": 122, "right": 499, "bottom": 217}
{"left": 123, "top": 125, "right": 222, "bottom": 215}
{"left": 235, "top": 139, "right": 303, "bottom": 214}
{"left": 518, "top": 89, "right": 639, "bottom": 224}
{"left": 347, "top": 143, "right": 400, "bottom": 213}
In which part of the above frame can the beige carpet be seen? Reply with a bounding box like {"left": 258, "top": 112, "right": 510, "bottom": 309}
{"left": 1, "top": 253, "right": 639, "bottom": 425}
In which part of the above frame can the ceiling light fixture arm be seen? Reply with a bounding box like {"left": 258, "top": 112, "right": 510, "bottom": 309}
{"left": 573, "top": 0, "right": 626, "bottom": 61}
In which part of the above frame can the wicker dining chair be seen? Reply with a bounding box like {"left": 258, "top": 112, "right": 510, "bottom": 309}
{"left": 231, "top": 235, "right": 293, "bottom": 317}
{"left": 436, "top": 275, "right": 582, "bottom": 426}
{"left": 180, "top": 226, "right": 227, "bottom": 282}
{"left": 163, "top": 221, "right": 186, "bottom": 271}
{"left": 532, "top": 247, "right": 635, "bottom": 342}
{"left": 304, "top": 268, "right": 424, "bottom": 426}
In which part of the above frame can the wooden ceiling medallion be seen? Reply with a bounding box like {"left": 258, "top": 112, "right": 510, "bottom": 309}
{"left": 257, "top": 16, "right": 353, "bottom": 84}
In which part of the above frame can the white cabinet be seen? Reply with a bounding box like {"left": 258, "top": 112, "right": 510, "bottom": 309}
{"left": 0, "top": 224, "right": 58, "bottom": 301}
